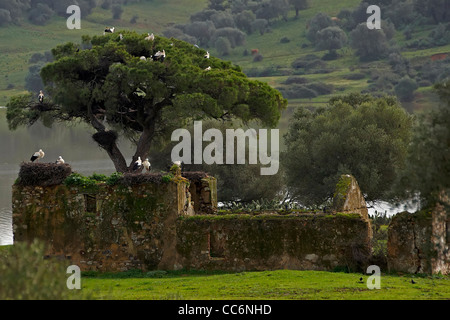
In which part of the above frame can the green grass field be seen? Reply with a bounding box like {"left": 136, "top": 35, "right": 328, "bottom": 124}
{"left": 82, "top": 269, "right": 450, "bottom": 300}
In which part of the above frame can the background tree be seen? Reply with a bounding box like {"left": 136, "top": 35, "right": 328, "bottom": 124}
{"left": 6, "top": 31, "right": 287, "bottom": 173}
{"left": 283, "top": 93, "right": 413, "bottom": 206}
{"left": 306, "top": 12, "right": 333, "bottom": 43}
{"left": 392, "top": 80, "right": 450, "bottom": 208}
{"left": 394, "top": 76, "right": 418, "bottom": 102}
{"left": 350, "top": 23, "right": 390, "bottom": 61}
{"left": 315, "top": 26, "right": 348, "bottom": 52}
{"left": 289, "top": 0, "right": 309, "bottom": 18}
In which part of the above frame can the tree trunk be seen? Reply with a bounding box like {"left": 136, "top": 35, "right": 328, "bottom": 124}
{"left": 89, "top": 109, "right": 128, "bottom": 173}
{"left": 129, "top": 125, "right": 155, "bottom": 170}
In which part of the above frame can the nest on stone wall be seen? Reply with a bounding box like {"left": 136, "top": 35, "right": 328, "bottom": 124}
{"left": 119, "top": 172, "right": 167, "bottom": 185}
{"left": 181, "top": 171, "right": 210, "bottom": 181}
{"left": 16, "top": 162, "right": 72, "bottom": 186}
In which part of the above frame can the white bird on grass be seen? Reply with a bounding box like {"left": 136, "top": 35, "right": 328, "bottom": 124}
{"left": 30, "top": 149, "right": 45, "bottom": 163}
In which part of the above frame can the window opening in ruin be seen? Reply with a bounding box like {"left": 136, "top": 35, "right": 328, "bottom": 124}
{"left": 209, "top": 231, "right": 225, "bottom": 259}
{"left": 84, "top": 194, "right": 97, "bottom": 213}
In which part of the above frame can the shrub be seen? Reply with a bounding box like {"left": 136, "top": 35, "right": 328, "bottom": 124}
{"left": 0, "top": 240, "right": 91, "bottom": 300}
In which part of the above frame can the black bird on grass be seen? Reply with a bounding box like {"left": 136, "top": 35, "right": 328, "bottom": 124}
{"left": 411, "top": 279, "right": 416, "bottom": 284}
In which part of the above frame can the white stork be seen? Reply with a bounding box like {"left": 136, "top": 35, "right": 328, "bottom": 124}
{"left": 132, "top": 156, "right": 142, "bottom": 171}
{"left": 140, "top": 56, "right": 147, "bottom": 61}
{"left": 204, "top": 66, "right": 211, "bottom": 71}
{"left": 38, "top": 90, "right": 44, "bottom": 103}
{"left": 119, "top": 33, "right": 124, "bottom": 40}
{"left": 104, "top": 27, "right": 115, "bottom": 34}
{"left": 30, "top": 149, "right": 45, "bottom": 162}
{"left": 55, "top": 156, "right": 65, "bottom": 165}
{"left": 143, "top": 158, "right": 151, "bottom": 172}
{"left": 145, "top": 33, "right": 154, "bottom": 41}
{"left": 153, "top": 50, "right": 165, "bottom": 62}
{"left": 204, "top": 51, "right": 210, "bottom": 59}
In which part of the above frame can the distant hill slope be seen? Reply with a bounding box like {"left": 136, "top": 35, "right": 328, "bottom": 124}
{"left": 1, "top": 0, "right": 449, "bottom": 113}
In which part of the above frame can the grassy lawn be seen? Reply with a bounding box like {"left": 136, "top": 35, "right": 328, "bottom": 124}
{"left": 82, "top": 269, "right": 450, "bottom": 300}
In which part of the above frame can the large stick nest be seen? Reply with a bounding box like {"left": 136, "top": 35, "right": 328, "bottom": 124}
{"left": 16, "top": 162, "right": 72, "bottom": 186}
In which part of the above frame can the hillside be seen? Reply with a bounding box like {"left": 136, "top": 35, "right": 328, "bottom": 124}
{"left": 1, "top": 0, "right": 449, "bottom": 114}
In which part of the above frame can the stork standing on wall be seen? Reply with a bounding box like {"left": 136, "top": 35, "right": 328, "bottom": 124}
{"left": 143, "top": 158, "right": 151, "bottom": 172}
{"left": 30, "top": 149, "right": 45, "bottom": 163}
{"left": 38, "top": 90, "right": 44, "bottom": 103}
{"left": 133, "top": 157, "right": 142, "bottom": 171}
{"left": 55, "top": 156, "right": 65, "bottom": 164}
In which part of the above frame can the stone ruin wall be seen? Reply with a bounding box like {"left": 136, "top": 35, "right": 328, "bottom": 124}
{"left": 387, "top": 192, "right": 449, "bottom": 275}
{"left": 11, "top": 171, "right": 376, "bottom": 273}
{"left": 11, "top": 168, "right": 450, "bottom": 274}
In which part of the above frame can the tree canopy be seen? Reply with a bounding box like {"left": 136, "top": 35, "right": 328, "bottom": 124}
{"left": 393, "top": 80, "right": 450, "bottom": 208}
{"left": 6, "top": 31, "right": 287, "bottom": 172}
{"left": 283, "top": 93, "right": 413, "bottom": 206}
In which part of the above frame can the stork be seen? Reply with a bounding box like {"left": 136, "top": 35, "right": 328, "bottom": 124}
{"left": 140, "top": 56, "right": 147, "bottom": 61}
{"left": 119, "top": 33, "right": 123, "bottom": 41}
{"left": 204, "top": 66, "right": 211, "bottom": 71}
{"left": 143, "top": 158, "right": 151, "bottom": 172}
{"left": 145, "top": 33, "right": 154, "bottom": 41}
{"left": 204, "top": 51, "right": 210, "bottom": 59}
{"left": 55, "top": 156, "right": 65, "bottom": 165}
{"left": 30, "top": 149, "right": 45, "bottom": 163}
{"left": 153, "top": 50, "right": 165, "bottom": 62}
{"left": 132, "top": 156, "right": 142, "bottom": 171}
{"left": 104, "top": 27, "right": 115, "bottom": 34}
{"left": 38, "top": 90, "right": 44, "bottom": 103}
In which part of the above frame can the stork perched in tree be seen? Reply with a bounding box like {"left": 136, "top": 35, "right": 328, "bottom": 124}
{"left": 145, "top": 33, "right": 154, "bottom": 41}
{"left": 153, "top": 50, "right": 165, "bottom": 62}
{"left": 142, "top": 158, "right": 151, "bottom": 172}
{"left": 104, "top": 27, "right": 115, "bottom": 34}
{"left": 132, "top": 157, "right": 142, "bottom": 171}
{"left": 140, "top": 56, "right": 147, "bottom": 61}
{"left": 30, "top": 149, "right": 45, "bottom": 163}
{"left": 204, "top": 66, "right": 211, "bottom": 71}
{"left": 119, "top": 33, "right": 123, "bottom": 41}
{"left": 38, "top": 90, "right": 44, "bottom": 103}
{"left": 204, "top": 51, "right": 210, "bottom": 59}
{"left": 55, "top": 156, "right": 65, "bottom": 165}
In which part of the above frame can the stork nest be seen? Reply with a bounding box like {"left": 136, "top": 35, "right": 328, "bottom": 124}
{"left": 119, "top": 172, "right": 167, "bottom": 186}
{"left": 16, "top": 162, "right": 72, "bottom": 187}
{"left": 181, "top": 171, "right": 210, "bottom": 182}
{"left": 92, "top": 131, "right": 118, "bottom": 150}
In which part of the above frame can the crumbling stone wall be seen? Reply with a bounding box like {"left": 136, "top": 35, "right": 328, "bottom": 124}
{"left": 13, "top": 181, "right": 191, "bottom": 271}
{"left": 12, "top": 168, "right": 372, "bottom": 273}
{"left": 176, "top": 213, "right": 372, "bottom": 272}
{"left": 387, "top": 200, "right": 449, "bottom": 275}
